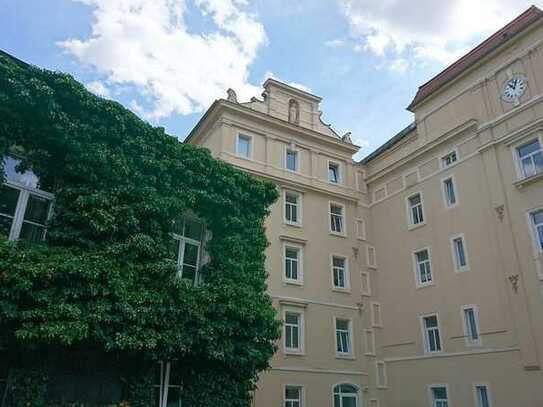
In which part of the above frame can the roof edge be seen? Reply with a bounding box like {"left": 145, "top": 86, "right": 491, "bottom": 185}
{"left": 359, "top": 122, "right": 416, "bottom": 165}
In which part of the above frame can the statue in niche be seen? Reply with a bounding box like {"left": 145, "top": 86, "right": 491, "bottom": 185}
{"left": 288, "top": 99, "right": 299, "bottom": 124}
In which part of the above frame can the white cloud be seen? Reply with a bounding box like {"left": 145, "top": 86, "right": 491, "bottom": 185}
{"left": 263, "top": 71, "right": 312, "bottom": 93}
{"left": 389, "top": 58, "right": 408, "bottom": 73}
{"left": 338, "top": 0, "right": 542, "bottom": 67}
{"left": 325, "top": 39, "right": 346, "bottom": 48}
{"left": 86, "top": 80, "right": 111, "bottom": 97}
{"left": 59, "top": 0, "right": 266, "bottom": 120}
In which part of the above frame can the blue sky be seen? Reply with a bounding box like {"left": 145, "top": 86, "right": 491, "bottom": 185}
{"left": 1, "top": 0, "right": 540, "bottom": 160}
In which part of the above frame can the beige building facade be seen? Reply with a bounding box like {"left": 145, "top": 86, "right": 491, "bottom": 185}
{"left": 187, "top": 6, "right": 543, "bottom": 407}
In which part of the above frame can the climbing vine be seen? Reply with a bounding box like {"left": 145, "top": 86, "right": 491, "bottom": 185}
{"left": 0, "top": 51, "right": 280, "bottom": 406}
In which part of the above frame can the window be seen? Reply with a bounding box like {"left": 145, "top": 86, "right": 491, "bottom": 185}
{"left": 286, "top": 149, "right": 298, "bottom": 171}
{"left": 422, "top": 315, "right": 442, "bottom": 353}
{"left": 284, "top": 385, "right": 302, "bottom": 407}
{"left": 442, "top": 150, "right": 458, "bottom": 168}
{"left": 429, "top": 386, "right": 449, "bottom": 407}
{"left": 333, "top": 384, "right": 358, "bottom": 407}
{"left": 284, "top": 311, "right": 303, "bottom": 353}
{"left": 516, "top": 139, "right": 543, "bottom": 178}
{"left": 331, "top": 255, "right": 348, "bottom": 290}
{"left": 442, "top": 177, "right": 457, "bottom": 207}
{"left": 364, "top": 329, "right": 376, "bottom": 355}
{"left": 463, "top": 306, "right": 481, "bottom": 346}
{"left": 330, "top": 203, "right": 345, "bottom": 234}
{"left": 407, "top": 193, "right": 424, "bottom": 227}
{"left": 284, "top": 245, "right": 302, "bottom": 284}
{"left": 531, "top": 209, "right": 543, "bottom": 252}
{"left": 474, "top": 384, "right": 491, "bottom": 407}
{"left": 236, "top": 134, "right": 252, "bottom": 158}
{"left": 376, "top": 361, "right": 387, "bottom": 388}
{"left": 328, "top": 162, "right": 340, "bottom": 183}
{"left": 153, "top": 361, "right": 182, "bottom": 407}
{"left": 367, "top": 245, "right": 377, "bottom": 268}
{"left": 356, "top": 219, "right": 366, "bottom": 240}
{"left": 172, "top": 216, "right": 204, "bottom": 284}
{"left": 371, "top": 302, "right": 382, "bottom": 327}
{"left": 335, "top": 318, "right": 352, "bottom": 356}
{"left": 414, "top": 249, "right": 433, "bottom": 287}
{"left": 451, "top": 235, "right": 469, "bottom": 271}
{"left": 361, "top": 272, "right": 371, "bottom": 296}
{"left": 0, "top": 156, "right": 53, "bottom": 241}
{"left": 284, "top": 191, "right": 301, "bottom": 225}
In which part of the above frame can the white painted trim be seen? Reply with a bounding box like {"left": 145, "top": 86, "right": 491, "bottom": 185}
{"left": 332, "top": 382, "right": 361, "bottom": 407}
{"left": 283, "top": 189, "right": 303, "bottom": 227}
{"left": 527, "top": 206, "right": 543, "bottom": 259}
{"left": 450, "top": 233, "right": 470, "bottom": 272}
{"left": 420, "top": 313, "right": 443, "bottom": 354}
{"left": 283, "top": 242, "right": 304, "bottom": 286}
{"left": 283, "top": 384, "right": 304, "bottom": 407}
{"left": 271, "top": 366, "right": 368, "bottom": 376}
{"left": 282, "top": 307, "right": 305, "bottom": 355}
{"left": 330, "top": 253, "right": 351, "bottom": 292}
{"left": 439, "top": 147, "right": 460, "bottom": 170}
{"left": 461, "top": 304, "right": 482, "bottom": 347}
{"left": 385, "top": 347, "right": 519, "bottom": 363}
{"left": 366, "top": 245, "right": 377, "bottom": 269}
{"left": 427, "top": 383, "right": 450, "bottom": 407}
{"left": 412, "top": 247, "right": 434, "bottom": 288}
{"left": 441, "top": 174, "right": 459, "bottom": 209}
{"left": 329, "top": 200, "right": 347, "bottom": 237}
{"left": 406, "top": 191, "right": 426, "bottom": 230}
{"left": 327, "top": 159, "right": 343, "bottom": 185}
{"left": 473, "top": 382, "right": 493, "bottom": 407}
{"left": 510, "top": 133, "right": 543, "bottom": 181}
{"left": 235, "top": 132, "right": 253, "bottom": 159}
{"left": 284, "top": 144, "right": 300, "bottom": 172}
{"left": 333, "top": 316, "right": 355, "bottom": 359}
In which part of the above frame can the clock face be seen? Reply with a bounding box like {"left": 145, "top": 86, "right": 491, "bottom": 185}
{"left": 501, "top": 75, "right": 527, "bottom": 103}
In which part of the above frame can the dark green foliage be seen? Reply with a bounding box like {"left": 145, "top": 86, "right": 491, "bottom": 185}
{"left": 0, "top": 51, "right": 280, "bottom": 406}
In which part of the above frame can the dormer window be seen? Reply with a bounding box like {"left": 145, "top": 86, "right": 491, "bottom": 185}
{"left": 288, "top": 99, "right": 299, "bottom": 124}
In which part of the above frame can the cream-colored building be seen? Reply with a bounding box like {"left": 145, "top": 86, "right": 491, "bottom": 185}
{"left": 187, "top": 6, "right": 543, "bottom": 407}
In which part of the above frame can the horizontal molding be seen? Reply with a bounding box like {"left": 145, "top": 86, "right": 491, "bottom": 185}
{"left": 384, "top": 347, "right": 519, "bottom": 363}
{"left": 271, "top": 295, "right": 361, "bottom": 311}
{"left": 382, "top": 341, "right": 415, "bottom": 349}
{"left": 271, "top": 366, "right": 368, "bottom": 376}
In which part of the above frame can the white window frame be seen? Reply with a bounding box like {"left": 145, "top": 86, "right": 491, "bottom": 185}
{"left": 450, "top": 234, "right": 470, "bottom": 272}
{"left": 512, "top": 135, "right": 543, "bottom": 180}
{"left": 462, "top": 305, "right": 482, "bottom": 346}
{"left": 369, "top": 399, "right": 380, "bottom": 407}
{"left": 375, "top": 361, "right": 387, "bottom": 388}
{"left": 329, "top": 201, "right": 346, "bottom": 236}
{"left": 528, "top": 207, "right": 543, "bottom": 253}
{"left": 172, "top": 217, "right": 206, "bottom": 285}
{"left": 328, "top": 160, "right": 342, "bottom": 184}
{"left": 236, "top": 132, "right": 253, "bottom": 159}
{"left": 284, "top": 384, "right": 304, "bottom": 407}
{"left": 283, "top": 308, "right": 305, "bottom": 355}
{"left": 406, "top": 191, "right": 425, "bottom": 229}
{"left": 441, "top": 148, "right": 458, "bottom": 169}
{"left": 284, "top": 190, "right": 302, "bottom": 227}
{"left": 154, "top": 361, "right": 182, "bottom": 407}
{"left": 420, "top": 313, "right": 443, "bottom": 354}
{"left": 364, "top": 328, "right": 376, "bottom": 356}
{"left": 331, "top": 254, "right": 350, "bottom": 291}
{"left": 332, "top": 383, "right": 360, "bottom": 407}
{"left": 285, "top": 146, "right": 299, "bottom": 172}
{"left": 283, "top": 243, "right": 303, "bottom": 285}
{"left": 413, "top": 247, "right": 434, "bottom": 288}
{"left": 361, "top": 271, "right": 371, "bottom": 296}
{"left": 441, "top": 175, "right": 458, "bottom": 209}
{"left": 356, "top": 218, "right": 366, "bottom": 240}
{"left": 334, "top": 317, "right": 354, "bottom": 358}
{"left": 366, "top": 245, "right": 377, "bottom": 269}
{"left": 473, "top": 383, "right": 492, "bottom": 407}
{"left": 371, "top": 302, "right": 383, "bottom": 327}
{"left": 428, "top": 384, "right": 450, "bottom": 407}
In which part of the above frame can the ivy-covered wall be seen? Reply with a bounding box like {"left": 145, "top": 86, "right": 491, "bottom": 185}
{"left": 0, "top": 50, "right": 280, "bottom": 406}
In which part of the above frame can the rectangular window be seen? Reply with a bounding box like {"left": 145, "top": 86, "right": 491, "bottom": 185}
{"left": 356, "top": 218, "right": 366, "bottom": 240}
{"left": 367, "top": 246, "right": 377, "bottom": 268}
{"left": 284, "top": 191, "right": 301, "bottom": 225}
{"left": 414, "top": 248, "right": 433, "bottom": 286}
{"left": 442, "top": 150, "right": 458, "bottom": 168}
{"left": 153, "top": 361, "right": 182, "bottom": 407}
{"left": 531, "top": 209, "right": 543, "bottom": 252}
{"left": 361, "top": 272, "right": 371, "bottom": 296}
{"left": 452, "top": 235, "right": 469, "bottom": 271}
{"left": 330, "top": 203, "right": 344, "bottom": 234}
{"left": 463, "top": 306, "right": 481, "bottom": 345}
{"left": 237, "top": 134, "right": 251, "bottom": 158}
{"left": 284, "top": 386, "right": 302, "bottom": 407}
{"left": 173, "top": 217, "right": 205, "bottom": 284}
{"left": 286, "top": 149, "right": 298, "bottom": 171}
{"left": 284, "top": 311, "right": 303, "bottom": 353}
{"left": 331, "top": 256, "right": 348, "bottom": 289}
{"left": 371, "top": 302, "right": 382, "bottom": 327}
{"left": 364, "top": 329, "right": 376, "bottom": 355}
{"left": 376, "top": 361, "right": 387, "bottom": 388}
{"left": 284, "top": 245, "right": 302, "bottom": 283}
{"left": 474, "top": 384, "right": 491, "bottom": 407}
{"left": 517, "top": 139, "right": 543, "bottom": 178}
{"left": 443, "top": 177, "right": 457, "bottom": 207}
{"left": 335, "top": 318, "right": 352, "bottom": 356}
{"left": 430, "top": 386, "right": 449, "bottom": 407}
{"left": 407, "top": 193, "right": 424, "bottom": 226}
{"left": 328, "top": 162, "right": 340, "bottom": 183}
{"left": 422, "top": 315, "right": 442, "bottom": 353}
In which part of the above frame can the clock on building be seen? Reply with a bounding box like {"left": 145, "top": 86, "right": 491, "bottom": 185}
{"left": 501, "top": 73, "right": 527, "bottom": 105}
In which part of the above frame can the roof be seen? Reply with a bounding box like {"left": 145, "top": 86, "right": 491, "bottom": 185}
{"left": 407, "top": 5, "right": 543, "bottom": 111}
{"left": 360, "top": 122, "right": 416, "bottom": 165}
{"left": 263, "top": 78, "right": 322, "bottom": 102}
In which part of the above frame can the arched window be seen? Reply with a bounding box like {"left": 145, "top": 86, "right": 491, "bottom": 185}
{"left": 333, "top": 384, "right": 358, "bottom": 407}
{"left": 288, "top": 99, "right": 299, "bottom": 124}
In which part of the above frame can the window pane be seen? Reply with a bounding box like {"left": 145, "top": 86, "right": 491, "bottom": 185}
{"left": 183, "top": 242, "right": 199, "bottom": 266}
{"left": 19, "top": 222, "right": 46, "bottom": 241}
{"left": 24, "top": 194, "right": 50, "bottom": 224}
{"left": 334, "top": 394, "right": 341, "bottom": 407}
{"left": 285, "top": 193, "right": 297, "bottom": 204}
{"left": 518, "top": 140, "right": 540, "bottom": 157}
{"left": 166, "top": 386, "right": 182, "bottom": 407}
{"left": 342, "top": 396, "right": 357, "bottom": 407}
{"left": 285, "top": 313, "right": 299, "bottom": 325}
{"left": 184, "top": 218, "right": 203, "bottom": 241}
{"left": 336, "top": 319, "right": 349, "bottom": 330}
{"left": 285, "top": 386, "right": 300, "bottom": 400}
{"left": 409, "top": 194, "right": 421, "bottom": 206}
{"left": 287, "top": 151, "right": 297, "bottom": 171}
{"left": 3, "top": 156, "right": 39, "bottom": 188}
{"left": 416, "top": 250, "right": 428, "bottom": 262}
{"left": 238, "top": 136, "right": 250, "bottom": 157}
{"left": 534, "top": 151, "right": 543, "bottom": 173}
{"left": 0, "top": 185, "right": 20, "bottom": 216}
{"left": 425, "top": 316, "right": 437, "bottom": 328}
{"left": 329, "top": 165, "right": 338, "bottom": 182}
{"left": 286, "top": 247, "right": 298, "bottom": 260}
{"left": 533, "top": 210, "right": 543, "bottom": 225}
{"left": 0, "top": 215, "right": 13, "bottom": 237}
{"left": 331, "top": 205, "right": 342, "bottom": 215}
{"left": 477, "top": 386, "right": 489, "bottom": 407}
{"left": 454, "top": 238, "right": 466, "bottom": 267}
{"left": 432, "top": 387, "right": 447, "bottom": 399}
{"left": 333, "top": 257, "right": 345, "bottom": 268}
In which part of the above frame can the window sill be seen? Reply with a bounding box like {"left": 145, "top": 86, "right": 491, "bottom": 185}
{"left": 335, "top": 354, "right": 355, "bottom": 360}
{"left": 284, "top": 350, "right": 305, "bottom": 357}
{"left": 454, "top": 267, "right": 470, "bottom": 273}
{"left": 329, "top": 231, "right": 347, "bottom": 238}
{"left": 284, "top": 221, "right": 302, "bottom": 228}
{"left": 332, "top": 287, "right": 351, "bottom": 294}
{"left": 364, "top": 352, "right": 377, "bottom": 357}
{"left": 367, "top": 264, "right": 377, "bottom": 270}
{"left": 513, "top": 171, "right": 543, "bottom": 188}
{"left": 407, "top": 222, "right": 426, "bottom": 231}
{"left": 416, "top": 282, "right": 435, "bottom": 290}
{"left": 284, "top": 279, "right": 304, "bottom": 287}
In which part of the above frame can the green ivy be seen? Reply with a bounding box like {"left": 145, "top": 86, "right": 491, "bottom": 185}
{"left": 0, "top": 51, "right": 280, "bottom": 406}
